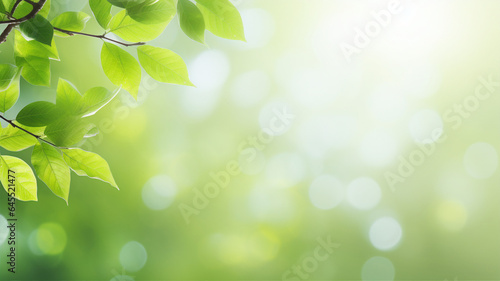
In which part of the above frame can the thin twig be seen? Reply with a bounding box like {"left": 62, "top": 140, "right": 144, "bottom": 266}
{"left": 54, "top": 27, "right": 146, "bottom": 47}
{"left": 0, "top": 115, "right": 66, "bottom": 149}
{"left": 0, "top": 0, "right": 47, "bottom": 44}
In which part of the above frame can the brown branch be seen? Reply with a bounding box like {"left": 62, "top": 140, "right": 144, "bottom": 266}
{"left": 0, "top": 0, "right": 47, "bottom": 44}
{"left": 53, "top": 27, "right": 146, "bottom": 47}
{"left": 0, "top": 115, "right": 66, "bottom": 149}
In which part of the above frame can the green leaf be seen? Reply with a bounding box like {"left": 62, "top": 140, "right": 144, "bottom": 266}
{"left": 45, "top": 117, "right": 95, "bottom": 147}
{"left": 90, "top": 0, "right": 113, "bottom": 29}
{"left": 107, "top": 0, "right": 145, "bottom": 8}
{"left": 0, "top": 64, "right": 17, "bottom": 91}
{"left": 16, "top": 101, "right": 61, "bottom": 127}
{"left": 15, "top": 56, "right": 50, "bottom": 86}
{"left": 32, "top": 142, "right": 70, "bottom": 203}
{"left": 14, "top": 30, "right": 56, "bottom": 86}
{"left": 13, "top": 0, "right": 50, "bottom": 19}
{"left": 137, "top": 45, "right": 193, "bottom": 86}
{"left": 51, "top": 12, "right": 91, "bottom": 37}
{"left": 0, "top": 123, "right": 44, "bottom": 152}
{"left": 0, "top": 71, "right": 20, "bottom": 113}
{"left": 108, "top": 10, "right": 168, "bottom": 42}
{"left": 62, "top": 148, "right": 117, "bottom": 188}
{"left": 19, "top": 14, "right": 54, "bottom": 46}
{"left": 127, "top": 0, "right": 176, "bottom": 25}
{"left": 80, "top": 87, "right": 120, "bottom": 117}
{"left": 101, "top": 42, "right": 141, "bottom": 98}
{"left": 14, "top": 30, "right": 59, "bottom": 61}
{"left": 196, "top": 0, "right": 245, "bottom": 41}
{"left": 178, "top": 0, "right": 205, "bottom": 44}
{"left": 56, "top": 78, "right": 83, "bottom": 114}
{"left": 0, "top": 156, "right": 37, "bottom": 201}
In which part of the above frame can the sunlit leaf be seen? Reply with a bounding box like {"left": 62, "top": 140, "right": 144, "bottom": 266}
{"left": 32, "top": 142, "right": 70, "bottom": 203}
{"left": 90, "top": 0, "right": 113, "bottom": 29}
{"left": 0, "top": 123, "right": 44, "bottom": 152}
{"left": 0, "top": 64, "right": 17, "bottom": 91}
{"left": 13, "top": 0, "right": 51, "bottom": 19}
{"left": 14, "top": 31, "right": 59, "bottom": 60}
{"left": 108, "top": 10, "right": 168, "bottom": 42}
{"left": 0, "top": 155, "right": 37, "bottom": 201}
{"left": 0, "top": 71, "right": 20, "bottom": 113}
{"left": 178, "top": 0, "right": 205, "bottom": 44}
{"left": 196, "top": 0, "right": 245, "bottom": 41}
{"left": 80, "top": 87, "right": 120, "bottom": 117}
{"left": 101, "top": 42, "right": 141, "bottom": 98}
{"left": 45, "top": 117, "right": 95, "bottom": 147}
{"left": 138, "top": 45, "right": 193, "bottom": 86}
{"left": 56, "top": 78, "right": 83, "bottom": 114}
{"left": 62, "top": 148, "right": 118, "bottom": 188}
{"left": 51, "top": 12, "right": 90, "bottom": 37}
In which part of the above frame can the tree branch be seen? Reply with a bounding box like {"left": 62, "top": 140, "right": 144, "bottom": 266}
{"left": 0, "top": 115, "right": 67, "bottom": 149}
{"left": 53, "top": 27, "right": 146, "bottom": 47}
{"left": 0, "top": 0, "right": 47, "bottom": 44}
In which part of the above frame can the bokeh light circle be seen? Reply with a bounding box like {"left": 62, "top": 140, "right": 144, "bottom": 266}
{"left": 36, "top": 223, "right": 67, "bottom": 255}
{"left": 119, "top": 241, "right": 147, "bottom": 272}
{"left": 142, "top": 175, "right": 177, "bottom": 210}
{"left": 463, "top": 142, "right": 498, "bottom": 179}
{"left": 361, "top": 256, "right": 395, "bottom": 281}
{"left": 0, "top": 215, "right": 8, "bottom": 246}
{"left": 369, "top": 217, "right": 402, "bottom": 251}
{"left": 347, "top": 177, "right": 382, "bottom": 210}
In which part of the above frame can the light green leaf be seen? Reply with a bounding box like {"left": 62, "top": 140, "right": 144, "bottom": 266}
{"left": 0, "top": 123, "right": 44, "bottom": 152}
{"left": 14, "top": 30, "right": 59, "bottom": 60}
{"left": 19, "top": 14, "right": 54, "bottom": 46}
{"left": 51, "top": 12, "right": 90, "bottom": 37}
{"left": 62, "top": 148, "right": 117, "bottom": 188}
{"left": 90, "top": 0, "right": 113, "bottom": 29}
{"left": 138, "top": 45, "right": 193, "bottom": 86}
{"left": 0, "top": 156, "right": 37, "bottom": 201}
{"left": 32, "top": 142, "right": 70, "bottom": 203}
{"left": 15, "top": 56, "right": 50, "bottom": 86}
{"left": 178, "top": 0, "right": 205, "bottom": 44}
{"left": 45, "top": 117, "right": 95, "bottom": 147}
{"left": 107, "top": 0, "right": 145, "bottom": 8}
{"left": 196, "top": 0, "right": 245, "bottom": 41}
{"left": 0, "top": 64, "right": 17, "bottom": 91}
{"left": 13, "top": 0, "right": 50, "bottom": 19}
{"left": 108, "top": 10, "right": 168, "bottom": 42}
{"left": 101, "top": 42, "right": 141, "bottom": 98}
{"left": 127, "top": 0, "right": 176, "bottom": 25}
{"left": 16, "top": 101, "right": 60, "bottom": 127}
{"left": 0, "top": 71, "right": 20, "bottom": 113}
{"left": 56, "top": 78, "right": 82, "bottom": 114}
{"left": 80, "top": 87, "right": 120, "bottom": 117}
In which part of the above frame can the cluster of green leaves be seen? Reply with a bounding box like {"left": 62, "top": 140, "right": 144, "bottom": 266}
{"left": 0, "top": 0, "right": 245, "bottom": 203}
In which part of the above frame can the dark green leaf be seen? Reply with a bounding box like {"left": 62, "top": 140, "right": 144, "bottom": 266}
{"left": 19, "top": 14, "right": 54, "bottom": 46}
{"left": 16, "top": 101, "right": 60, "bottom": 127}
{"left": 127, "top": 0, "right": 176, "bottom": 25}
{"left": 178, "top": 0, "right": 205, "bottom": 43}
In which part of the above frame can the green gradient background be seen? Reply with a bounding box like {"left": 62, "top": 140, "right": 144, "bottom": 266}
{"left": 1, "top": 0, "right": 500, "bottom": 280}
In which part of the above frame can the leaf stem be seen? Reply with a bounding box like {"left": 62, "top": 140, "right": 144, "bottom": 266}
{"left": 53, "top": 27, "right": 146, "bottom": 47}
{"left": 0, "top": 114, "right": 66, "bottom": 149}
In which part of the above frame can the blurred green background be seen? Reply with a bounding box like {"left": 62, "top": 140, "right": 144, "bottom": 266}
{"left": 2, "top": 0, "right": 500, "bottom": 280}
